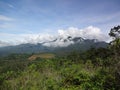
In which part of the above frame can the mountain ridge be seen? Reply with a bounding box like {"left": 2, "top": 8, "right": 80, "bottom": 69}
{"left": 0, "top": 36, "right": 108, "bottom": 56}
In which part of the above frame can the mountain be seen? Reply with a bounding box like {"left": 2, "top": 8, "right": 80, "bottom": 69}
{"left": 0, "top": 36, "right": 108, "bottom": 56}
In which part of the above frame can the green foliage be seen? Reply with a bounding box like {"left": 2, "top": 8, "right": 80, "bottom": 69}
{"left": 109, "top": 25, "right": 120, "bottom": 39}
{"left": 0, "top": 46, "right": 119, "bottom": 90}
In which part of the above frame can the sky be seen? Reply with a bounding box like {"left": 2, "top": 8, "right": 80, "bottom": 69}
{"left": 0, "top": 0, "right": 120, "bottom": 46}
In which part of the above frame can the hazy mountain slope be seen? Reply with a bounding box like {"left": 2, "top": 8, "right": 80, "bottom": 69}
{"left": 0, "top": 36, "right": 108, "bottom": 56}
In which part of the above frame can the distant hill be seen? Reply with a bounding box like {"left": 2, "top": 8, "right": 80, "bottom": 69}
{"left": 0, "top": 36, "right": 108, "bottom": 56}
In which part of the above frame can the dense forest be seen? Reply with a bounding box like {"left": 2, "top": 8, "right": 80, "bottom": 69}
{"left": 0, "top": 26, "right": 120, "bottom": 90}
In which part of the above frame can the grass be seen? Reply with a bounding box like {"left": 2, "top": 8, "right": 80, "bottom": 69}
{"left": 28, "top": 53, "right": 55, "bottom": 60}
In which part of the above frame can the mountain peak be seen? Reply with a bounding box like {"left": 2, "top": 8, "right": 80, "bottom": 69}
{"left": 0, "top": 37, "right": 108, "bottom": 56}
{"left": 42, "top": 36, "right": 85, "bottom": 47}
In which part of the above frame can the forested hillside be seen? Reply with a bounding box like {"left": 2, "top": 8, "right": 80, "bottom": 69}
{"left": 0, "top": 26, "right": 120, "bottom": 90}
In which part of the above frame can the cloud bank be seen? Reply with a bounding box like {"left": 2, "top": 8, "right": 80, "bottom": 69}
{"left": 0, "top": 15, "right": 13, "bottom": 21}
{"left": 0, "top": 26, "right": 110, "bottom": 47}
{"left": 58, "top": 26, "right": 109, "bottom": 41}
{"left": 0, "top": 40, "right": 11, "bottom": 47}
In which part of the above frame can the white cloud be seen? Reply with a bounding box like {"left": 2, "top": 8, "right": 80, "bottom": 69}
{"left": 22, "top": 34, "right": 55, "bottom": 44}
{"left": 42, "top": 26, "right": 110, "bottom": 47}
{"left": 0, "top": 40, "right": 11, "bottom": 47}
{"left": 0, "top": 23, "right": 14, "bottom": 28}
{"left": 0, "top": 15, "right": 14, "bottom": 21}
{"left": 43, "top": 37, "right": 74, "bottom": 47}
{"left": 58, "top": 26, "right": 109, "bottom": 41}
{"left": 0, "top": 26, "right": 110, "bottom": 47}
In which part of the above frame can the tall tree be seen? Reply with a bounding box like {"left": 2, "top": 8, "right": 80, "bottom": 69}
{"left": 109, "top": 25, "right": 120, "bottom": 39}
{"left": 109, "top": 25, "right": 120, "bottom": 89}
{"left": 109, "top": 25, "right": 120, "bottom": 60}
